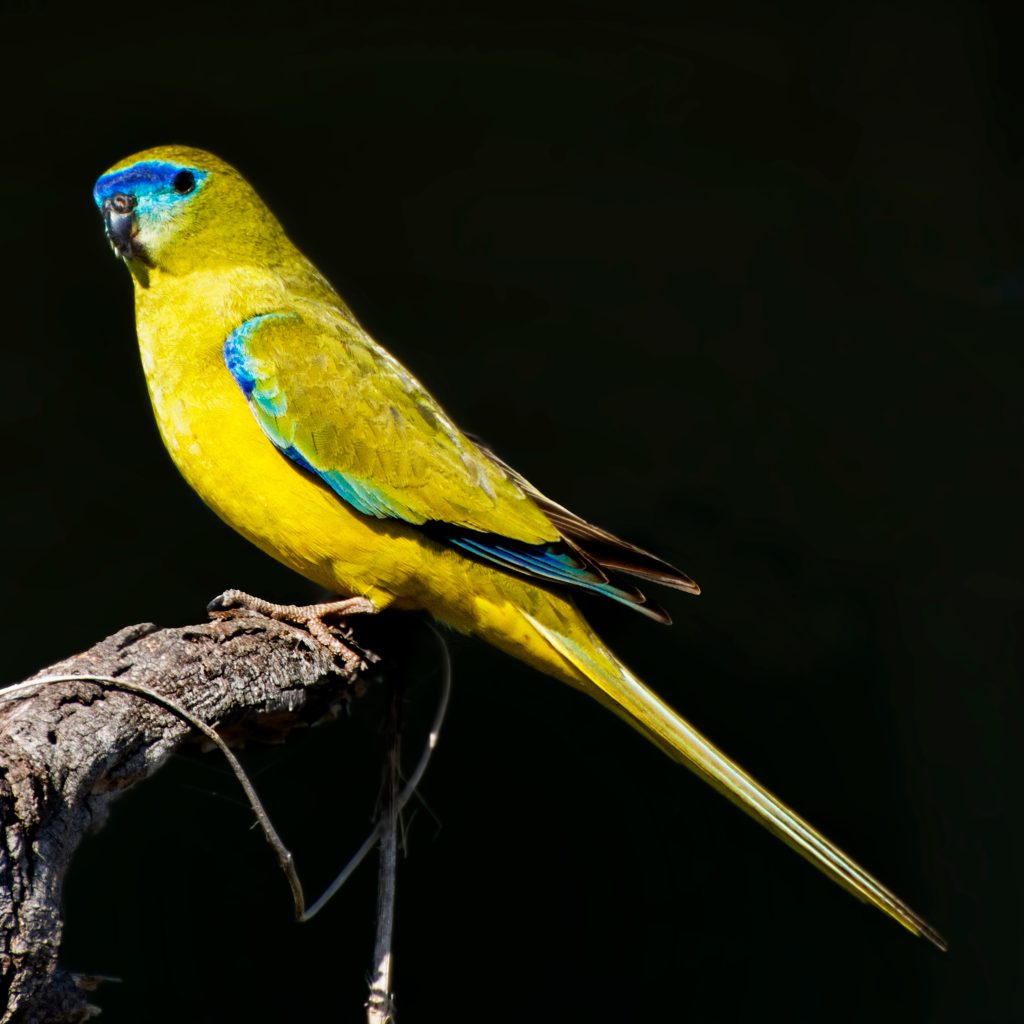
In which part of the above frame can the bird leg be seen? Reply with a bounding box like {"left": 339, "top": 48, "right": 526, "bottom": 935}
{"left": 208, "top": 589, "right": 378, "bottom": 671}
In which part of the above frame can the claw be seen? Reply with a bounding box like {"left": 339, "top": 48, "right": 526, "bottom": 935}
{"left": 208, "top": 589, "right": 378, "bottom": 670}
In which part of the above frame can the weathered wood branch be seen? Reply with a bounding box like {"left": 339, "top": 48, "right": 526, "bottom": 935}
{"left": 0, "top": 611, "right": 372, "bottom": 1024}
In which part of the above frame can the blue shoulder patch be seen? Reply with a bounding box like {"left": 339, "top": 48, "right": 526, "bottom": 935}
{"left": 223, "top": 312, "right": 297, "bottom": 401}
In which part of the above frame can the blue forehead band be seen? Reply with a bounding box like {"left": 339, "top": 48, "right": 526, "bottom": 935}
{"left": 93, "top": 160, "right": 208, "bottom": 208}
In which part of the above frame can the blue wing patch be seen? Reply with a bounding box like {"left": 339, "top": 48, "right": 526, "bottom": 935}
{"left": 447, "top": 534, "right": 652, "bottom": 615}
{"left": 223, "top": 312, "right": 293, "bottom": 400}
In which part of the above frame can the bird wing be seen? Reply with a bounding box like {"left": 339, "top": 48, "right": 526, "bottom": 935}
{"left": 222, "top": 307, "right": 670, "bottom": 618}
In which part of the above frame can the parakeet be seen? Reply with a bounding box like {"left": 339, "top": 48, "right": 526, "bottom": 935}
{"left": 93, "top": 145, "right": 944, "bottom": 949}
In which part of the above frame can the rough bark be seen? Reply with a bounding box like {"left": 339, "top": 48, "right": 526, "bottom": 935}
{"left": 0, "top": 611, "right": 371, "bottom": 1024}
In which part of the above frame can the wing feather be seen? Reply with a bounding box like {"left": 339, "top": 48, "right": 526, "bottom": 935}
{"left": 224, "top": 308, "right": 557, "bottom": 542}
{"left": 223, "top": 306, "right": 693, "bottom": 620}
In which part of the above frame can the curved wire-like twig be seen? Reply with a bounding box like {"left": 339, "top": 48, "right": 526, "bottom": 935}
{"left": 300, "top": 621, "right": 452, "bottom": 921}
{"left": 366, "top": 670, "right": 401, "bottom": 1024}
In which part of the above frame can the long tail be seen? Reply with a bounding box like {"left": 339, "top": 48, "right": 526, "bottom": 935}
{"left": 522, "top": 608, "right": 946, "bottom": 950}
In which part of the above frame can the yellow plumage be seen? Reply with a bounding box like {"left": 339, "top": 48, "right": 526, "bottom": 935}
{"left": 94, "top": 144, "right": 944, "bottom": 949}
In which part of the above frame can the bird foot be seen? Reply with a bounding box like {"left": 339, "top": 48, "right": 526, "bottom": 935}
{"left": 208, "top": 589, "right": 379, "bottom": 671}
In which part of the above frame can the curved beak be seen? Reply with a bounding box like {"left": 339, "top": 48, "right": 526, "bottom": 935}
{"left": 102, "top": 193, "right": 137, "bottom": 259}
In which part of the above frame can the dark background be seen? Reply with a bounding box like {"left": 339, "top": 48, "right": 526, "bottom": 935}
{"left": 1, "top": 2, "right": 1020, "bottom": 1021}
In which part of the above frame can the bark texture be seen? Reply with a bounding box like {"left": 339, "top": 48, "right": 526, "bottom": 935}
{"left": 0, "top": 612, "right": 370, "bottom": 1023}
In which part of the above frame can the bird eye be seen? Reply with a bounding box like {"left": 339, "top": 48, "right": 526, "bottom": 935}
{"left": 172, "top": 170, "right": 196, "bottom": 195}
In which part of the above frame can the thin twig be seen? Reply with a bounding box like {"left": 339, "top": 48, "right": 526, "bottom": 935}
{"left": 299, "top": 624, "right": 452, "bottom": 921}
{"left": 366, "top": 674, "right": 401, "bottom": 1024}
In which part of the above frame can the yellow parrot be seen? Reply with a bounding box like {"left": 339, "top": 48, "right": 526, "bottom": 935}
{"left": 93, "top": 145, "right": 944, "bottom": 949}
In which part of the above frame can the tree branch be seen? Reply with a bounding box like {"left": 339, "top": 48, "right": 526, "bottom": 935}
{"left": 0, "top": 610, "right": 372, "bottom": 1024}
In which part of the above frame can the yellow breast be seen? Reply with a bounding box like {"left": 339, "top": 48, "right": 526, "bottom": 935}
{"left": 132, "top": 265, "right": 428, "bottom": 608}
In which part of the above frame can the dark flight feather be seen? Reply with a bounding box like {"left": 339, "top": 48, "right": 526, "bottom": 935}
{"left": 472, "top": 439, "right": 700, "bottom": 602}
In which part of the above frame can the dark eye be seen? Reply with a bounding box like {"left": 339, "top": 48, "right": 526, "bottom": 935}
{"left": 172, "top": 170, "right": 196, "bottom": 194}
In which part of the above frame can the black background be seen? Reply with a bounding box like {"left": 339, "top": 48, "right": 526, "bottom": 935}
{"left": 1, "top": 3, "right": 1020, "bottom": 1021}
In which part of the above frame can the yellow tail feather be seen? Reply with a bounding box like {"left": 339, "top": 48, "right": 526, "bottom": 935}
{"left": 523, "top": 610, "right": 946, "bottom": 950}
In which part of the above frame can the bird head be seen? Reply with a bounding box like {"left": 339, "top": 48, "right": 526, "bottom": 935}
{"left": 93, "top": 145, "right": 289, "bottom": 282}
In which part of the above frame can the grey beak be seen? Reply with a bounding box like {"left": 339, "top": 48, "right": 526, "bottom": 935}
{"left": 102, "top": 193, "right": 137, "bottom": 259}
